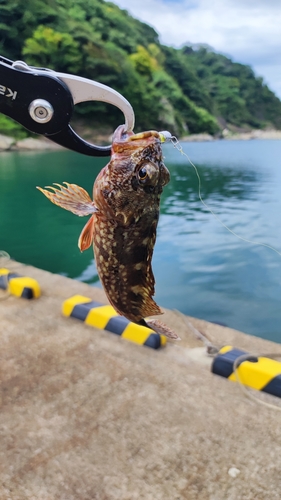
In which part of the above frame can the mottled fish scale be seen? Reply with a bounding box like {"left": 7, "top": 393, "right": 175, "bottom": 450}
{"left": 93, "top": 213, "right": 161, "bottom": 322}
{"left": 37, "top": 126, "right": 180, "bottom": 340}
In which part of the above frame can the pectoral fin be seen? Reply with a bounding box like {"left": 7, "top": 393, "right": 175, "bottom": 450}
{"left": 78, "top": 215, "right": 95, "bottom": 252}
{"left": 37, "top": 182, "right": 97, "bottom": 216}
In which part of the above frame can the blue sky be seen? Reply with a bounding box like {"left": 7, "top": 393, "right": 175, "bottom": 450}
{"left": 114, "top": 0, "right": 281, "bottom": 99}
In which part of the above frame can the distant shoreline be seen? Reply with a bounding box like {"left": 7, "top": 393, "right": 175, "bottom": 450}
{"left": 180, "top": 129, "right": 281, "bottom": 142}
{"left": 1, "top": 129, "right": 281, "bottom": 152}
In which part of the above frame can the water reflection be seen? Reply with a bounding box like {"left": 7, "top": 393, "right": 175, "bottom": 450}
{"left": 161, "top": 155, "right": 261, "bottom": 215}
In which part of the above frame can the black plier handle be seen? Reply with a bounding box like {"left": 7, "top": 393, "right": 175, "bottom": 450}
{"left": 0, "top": 55, "right": 135, "bottom": 156}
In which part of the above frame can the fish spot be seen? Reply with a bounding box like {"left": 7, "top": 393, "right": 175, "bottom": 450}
{"left": 134, "top": 262, "right": 144, "bottom": 270}
{"left": 131, "top": 285, "right": 143, "bottom": 294}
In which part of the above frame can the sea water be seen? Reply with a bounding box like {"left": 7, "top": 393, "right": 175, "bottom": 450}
{"left": 1, "top": 139, "right": 281, "bottom": 342}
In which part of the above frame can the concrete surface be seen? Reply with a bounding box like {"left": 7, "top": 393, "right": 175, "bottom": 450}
{"left": 0, "top": 261, "right": 281, "bottom": 500}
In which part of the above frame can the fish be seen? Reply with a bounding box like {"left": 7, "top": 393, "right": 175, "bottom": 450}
{"left": 37, "top": 125, "right": 179, "bottom": 340}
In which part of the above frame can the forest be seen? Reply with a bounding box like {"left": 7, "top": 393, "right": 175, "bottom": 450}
{"left": 1, "top": 0, "right": 281, "bottom": 138}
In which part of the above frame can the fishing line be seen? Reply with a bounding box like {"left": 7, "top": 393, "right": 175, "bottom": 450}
{"left": 233, "top": 352, "right": 281, "bottom": 411}
{"left": 164, "top": 136, "right": 281, "bottom": 412}
{"left": 174, "top": 307, "right": 281, "bottom": 411}
{"left": 170, "top": 136, "right": 281, "bottom": 258}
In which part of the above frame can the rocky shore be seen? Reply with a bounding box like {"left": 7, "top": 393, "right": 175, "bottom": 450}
{"left": 1, "top": 128, "right": 281, "bottom": 152}
{"left": 0, "top": 134, "right": 65, "bottom": 152}
{"left": 181, "top": 128, "right": 281, "bottom": 142}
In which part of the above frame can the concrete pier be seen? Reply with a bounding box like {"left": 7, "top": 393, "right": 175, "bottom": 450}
{"left": 0, "top": 262, "right": 281, "bottom": 499}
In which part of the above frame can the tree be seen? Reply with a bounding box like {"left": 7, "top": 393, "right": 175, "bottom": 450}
{"left": 22, "top": 25, "right": 81, "bottom": 73}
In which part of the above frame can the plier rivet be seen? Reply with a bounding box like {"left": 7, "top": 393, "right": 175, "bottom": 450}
{"left": 29, "top": 99, "right": 54, "bottom": 124}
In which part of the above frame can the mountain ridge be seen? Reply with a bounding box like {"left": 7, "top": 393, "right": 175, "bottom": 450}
{"left": 0, "top": 0, "right": 280, "bottom": 138}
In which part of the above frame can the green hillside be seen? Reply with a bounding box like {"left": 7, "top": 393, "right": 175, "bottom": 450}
{"left": 1, "top": 0, "right": 281, "bottom": 138}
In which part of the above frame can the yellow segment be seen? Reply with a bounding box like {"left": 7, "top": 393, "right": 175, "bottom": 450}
{"left": 62, "top": 295, "right": 93, "bottom": 316}
{"left": 219, "top": 345, "right": 233, "bottom": 354}
{"left": 229, "top": 356, "right": 281, "bottom": 390}
{"left": 8, "top": 277, "right": 41, "bottom": 298}
{"left": 0, "top": 268, "right": 9, "bottom": 275}
{"left": 85, "top": 305, "right": 118, "bottom": 329}
{"left": 159, "top": 335, "right": 167, "bottom": 346}
{"left": 121, "top": 322, "right": 154, "bottom": 345}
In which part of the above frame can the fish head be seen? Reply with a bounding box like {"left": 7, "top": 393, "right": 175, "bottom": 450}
{"left": 94, "top": 125, "right": 170, "bottom": 223}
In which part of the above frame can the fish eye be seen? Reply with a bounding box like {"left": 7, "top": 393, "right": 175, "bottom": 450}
{"left": 138, "top": 167, "right": 148, "bottom": 180}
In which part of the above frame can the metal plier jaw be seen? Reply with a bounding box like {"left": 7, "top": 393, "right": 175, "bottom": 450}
{"left": 0, "top": 55, "right": 135, "bottom": 156}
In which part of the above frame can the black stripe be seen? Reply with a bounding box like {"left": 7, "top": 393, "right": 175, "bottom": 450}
{"left": 144, "top": 333, "right": 161, "bottom": 349}
{"left": 71, "top": 301, "right": 101, "bottom": 321}
{"left": 6, "top": 272, "right": 20, "bottom": 281}
{"left": 262, "top": 374, "right": 281, "bottom": 398}
{"left": 0, "top": 275, "right": 7, "bottom": 290}
{"left": 105, "top": 316, "right": 130, "bottom": 335}
{"left": 211, "top": 348, "right": 248, "bottom": 378}
{"left": 21, "top": 287, "right": 34, "bottom": 299}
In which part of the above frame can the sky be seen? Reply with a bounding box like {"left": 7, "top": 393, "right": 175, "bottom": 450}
{"left": 113, "top": 0, "right": 281, "bottom": 99}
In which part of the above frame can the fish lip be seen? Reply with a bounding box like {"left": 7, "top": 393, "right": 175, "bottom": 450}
{"left": 112, "top": 127, "right": 162, "bottom": 145}
{"left": 112, "top": 124, "right": 133, "bottom": 143}
{"left": 128, "top": 131, "right": 161, "bottom": 142}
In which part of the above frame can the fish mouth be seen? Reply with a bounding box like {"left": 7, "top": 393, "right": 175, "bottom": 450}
{"left": 127, "top": 131, "right": 161, "bottom": 142}
{"left": 111, "top": 126, "right": 165, "bottom": 164}
{"left": 112, "top": 125, "right": 134, "bottom": 143}
{"left": 112, "top": 125, "right": 161, "bottom": 144}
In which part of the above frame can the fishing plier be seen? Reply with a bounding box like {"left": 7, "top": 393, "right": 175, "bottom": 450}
{"left": 0, "top": 55, "right": 135, "bottom": 156}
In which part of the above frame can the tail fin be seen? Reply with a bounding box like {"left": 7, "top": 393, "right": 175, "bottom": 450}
{"left": 143, "top": 318, "right": 180, "bottom": 340}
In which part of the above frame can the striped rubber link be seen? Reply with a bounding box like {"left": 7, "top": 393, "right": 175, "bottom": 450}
{"left": 212, "top": 345, "right": 281, "bottom": 399}
{"left": 0, "top": 268, "right": 41, "bottom": 299}
{"left": 62, "top": 294, "right": 166, "bottom": 350}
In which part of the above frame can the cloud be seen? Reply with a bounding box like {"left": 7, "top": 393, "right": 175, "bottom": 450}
{"left": 114, "top": 0, "right": 281, "bottom": 98}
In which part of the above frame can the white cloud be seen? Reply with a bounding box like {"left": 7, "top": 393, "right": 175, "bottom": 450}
{"left": 114, "top": 0, "right": 281, "bottom": 98}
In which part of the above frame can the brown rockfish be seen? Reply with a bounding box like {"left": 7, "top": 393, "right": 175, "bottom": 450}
{"left": 37, "top": 125, "right": 179, "bottom": 339}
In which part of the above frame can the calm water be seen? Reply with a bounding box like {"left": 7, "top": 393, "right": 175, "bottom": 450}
{"left": 1, "top": 140, "right": 281, "bottom": 342}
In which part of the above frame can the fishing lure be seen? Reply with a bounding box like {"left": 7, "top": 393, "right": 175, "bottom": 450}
{"left": 37, "top": 125, "right": 179, "bottom": 340}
